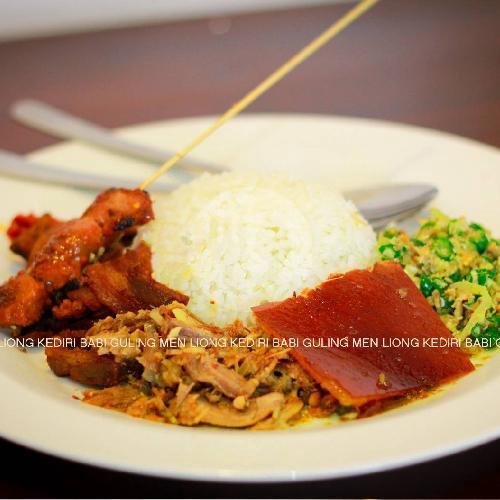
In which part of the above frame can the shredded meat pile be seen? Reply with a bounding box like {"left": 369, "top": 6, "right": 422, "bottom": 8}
{"left": 0, "top": 189, "right": 187, "bottom": 335}
{"left": 47, "top": 303, "right": 337, "bottom": 429}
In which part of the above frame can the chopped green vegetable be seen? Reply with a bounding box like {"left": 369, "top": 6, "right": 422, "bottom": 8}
{"left": 433, "top": 237, "right": 455, "bottom": 261}
{"left": 450, "top": 282, "right": 493, "bottom": 340}
{"left": 378, "top": 244, "right": 406, "bottom": 261}
{"left": 471, "top": 325, "right": 500, "bottom": 349}
{"left": 434, "top": 277, "right": 448, "bottom": 291}
{"left": 439, "top": 295, "right": 454, "bottom": 314}
{"left": 448, "top": 219, "right": 466, "bottom": 236}
{"left": 420, "top": 275, "right": 438, "bottom": 297}
{"left": 476, "top": 269, "right": 492, "bottom": 286}
{"left": 489, "top": 314, "right": 500, "bottom": 327}
{"left": 419, "top": 275, "right": 448, "bottom": 298}
{"left": 471, "top": 323, "right": 482, "bottom": 338}
{"left": 378, "top": 244, "right": 398, "bottom": 260}
{"left": 470, "top": 230, "right": 489, "bottom": 254}
{"left": 483, "top": 327, "right": 500, "bottom": 349}
{"left": 377, "top": 209, "right": 499, "bottom": 351}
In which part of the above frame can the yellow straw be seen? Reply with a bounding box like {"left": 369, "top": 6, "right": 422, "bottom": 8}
{"left": 140, "top": 0, "right": 379, "bottom": 190}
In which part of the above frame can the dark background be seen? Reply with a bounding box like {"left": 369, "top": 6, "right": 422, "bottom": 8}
{"left": 0, "top": 0, "right": 499, "bottom": 497}
{"left": 1, "top": 436, "right": 500, "bottom": 498}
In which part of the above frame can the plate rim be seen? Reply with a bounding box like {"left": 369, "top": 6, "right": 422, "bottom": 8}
{"left": 1, "top": 113, "right": 499, "bottom": 482}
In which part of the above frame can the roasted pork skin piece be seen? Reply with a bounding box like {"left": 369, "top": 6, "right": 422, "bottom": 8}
{"left": 253, "top": 261, "right": 474, "bottom": 407}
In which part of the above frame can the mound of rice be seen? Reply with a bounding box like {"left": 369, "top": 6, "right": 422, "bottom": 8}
{"left": 143, "top": 171, "right": 376, "bottom": 326}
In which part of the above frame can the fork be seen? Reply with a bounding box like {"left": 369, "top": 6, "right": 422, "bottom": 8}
{"left": 10, "top": 99, "right": 228, "bottom": 175}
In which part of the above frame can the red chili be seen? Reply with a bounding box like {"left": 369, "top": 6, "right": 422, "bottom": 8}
{"left": 6, "top": 213, "right": 38, "bottom": 240}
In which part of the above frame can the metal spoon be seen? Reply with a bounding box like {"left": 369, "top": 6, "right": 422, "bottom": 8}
{"left": 0, "top": 148, "right": 437, "bottom": 226}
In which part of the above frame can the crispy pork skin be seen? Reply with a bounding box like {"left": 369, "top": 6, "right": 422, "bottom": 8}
{"left": 253, "top": 261, "right": 474, "bottom": 407}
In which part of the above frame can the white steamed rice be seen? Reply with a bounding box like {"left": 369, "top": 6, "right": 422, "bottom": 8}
{"left": 143, "top": 171, "right": 376, "bottom": 326}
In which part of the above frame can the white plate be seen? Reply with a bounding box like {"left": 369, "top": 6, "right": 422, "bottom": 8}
{"left": 0, "top": 114, "right": 499, "bottom": 482}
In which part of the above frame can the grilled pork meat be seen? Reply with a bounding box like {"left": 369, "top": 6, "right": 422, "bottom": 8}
{"left": 50, "top": 243, "right": 188, "bottom": 322}
{"left": 0, "top": 188, "right": 162, "bottom": 329}
{"left": 30, "top": 217, "right": 103, "bottom": 291}
{"left": 52, "top": 286, "right": 105, "bottom": 320}
{"left": 83, "top": 188, "right": 153, "bottom": 240}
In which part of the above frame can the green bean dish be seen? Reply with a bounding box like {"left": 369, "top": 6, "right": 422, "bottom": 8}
{"left": 378, "top": 209, "right": 499, "bottom": 351}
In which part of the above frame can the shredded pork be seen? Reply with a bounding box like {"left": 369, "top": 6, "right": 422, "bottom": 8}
{"left": 48, "top": 303, "right": 335, "bottom": 429}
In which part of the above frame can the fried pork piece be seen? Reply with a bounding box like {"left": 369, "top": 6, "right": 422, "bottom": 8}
{"left": 50, "top": 243, "right": 187, "bottom": 322}
{"left": 0, "top": 188, "right": 154, "bottom": 328}
{"left": 85, "top": 242, "right": 188, "bottom": 314}
{"left": 0, "top": 272, "right": 46, "bottom": 327}
{"left": 253, "top": 261, "right": 475, "bottom": 407}
{"left": 6, "top": 213, "right": 38, "bottom": 240}
{"left": 46, "top": 337, "right": 143, "bottom": 387}
{"left": 9, "top": 214, "right": 61, "bottom": 261}
{"left": 0, "top": 219, "right": 103, "bottom": 326}
{"left": 52, "top": 287, "right": 105, "bottom": 320}
{"left": 46, "top": 347, "right": 123, "bottom": 387}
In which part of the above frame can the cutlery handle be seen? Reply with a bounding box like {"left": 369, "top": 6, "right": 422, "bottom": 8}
{"left": 347, "top": 183, "right": 438, "bottom": 221}
{"left": 0, "top": 149, "right": 175, "bottom": 192}
{"left": 10, "top": 100, "right": 227, "bottom": 174}
{"left": 0, "top": 147, "right": 437, "bottom": 225}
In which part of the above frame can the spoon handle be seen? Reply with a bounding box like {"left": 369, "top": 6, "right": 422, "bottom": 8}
{"left": 10, "top": 99, "right": 228, "bottom": 174}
